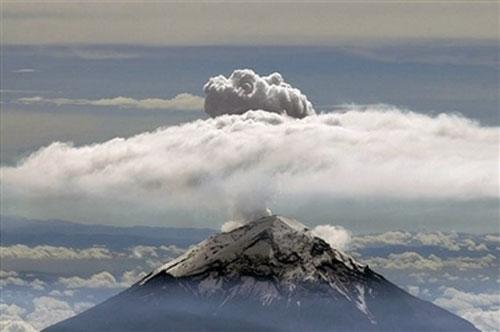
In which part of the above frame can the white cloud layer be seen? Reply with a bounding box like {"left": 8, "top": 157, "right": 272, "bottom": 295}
{"left": 351, "top": 231, "right": 491, "bottom": 251}
{"left": 204, "top": 69, "right": 315, "bottom": 118}
{"left": 1, "top": 106, "right": 498, "bottom": 225}
{"left": 0, "top": 245, "right": 113, "bottom": 260}
{"left": 18, "top": 93, "right": 204, "bottom": 111}
{"left": 363, "top": 252, "right": 496, "bottom": 271}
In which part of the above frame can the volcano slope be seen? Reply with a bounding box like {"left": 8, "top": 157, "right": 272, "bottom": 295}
{"left": 45, "top": 215, "right": 478, "bottom": 332}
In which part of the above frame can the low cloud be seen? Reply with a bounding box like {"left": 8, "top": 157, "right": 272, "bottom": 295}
{"left": 58, "top": 270, "right": 148, "bottom": 289}
{"left": 0, "top": 320, "right": 36, "bottom": 332}
{"left": 26, "top": 297, "right": 76, "bottom": 330}
{"left": 413, "top": 233, "right": 461, "bottom": 251}
{"left": 1, "top": 244, "right": 183, "bottom": 262}
{"left": 406, "top": 285, "right": 430, "bottom": 298}
{"left": 0, "top": 245, "right": 113, "bottom": 260}
{"left": 1, "top": 297, "right": 93, "bottom": 331}
{"left": 485, "top": 235, "right": 500, "bottom": 243}
{"left": 351, "top": 231, "right": 412, "bottom": 248}
{"left": 351, "top": 232, "right": 491, "bottom": 252}
{"left": 48, "top": 290, "right": 75, "bottom": 298}
{"left": 1, "top": 105, "right": 498, "bottom": 226}
{"left": 434, "top": 288, "right": 500, "bottom": 332}
{"left": 363, "top": 252, "right": 496, "bottom": 271}
{"left": 129, "top": 245, "right": 184, "bottom": 268}
{"left": 0, "top": 271, "right": 19, "bottom": 278}
{"left": 204, "top": 69, "right": 315, "bottom": 118}
{"left": 0, "top": 244, "right": 184, "bottom": 277}
{"left": 17, "top": 93, "right": 204, "bottom": 111}
{"left": 0, "top": 274, "right": 46, "bottom": 290}
{"left": 58, "top": 271, "right": 121, "bottom": 289}
{"left": 0, "top": 304, "right": 37, "bottom": 332}
{"left": 121, "top": 270, "right": 147, "bottom": 286}
{"left": 311, "top": 224, "right": 351, "bottom": 250}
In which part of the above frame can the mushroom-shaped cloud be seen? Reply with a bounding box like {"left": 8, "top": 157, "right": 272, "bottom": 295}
{"left": 203, "top": 69, "right": 316, "bottom": 118}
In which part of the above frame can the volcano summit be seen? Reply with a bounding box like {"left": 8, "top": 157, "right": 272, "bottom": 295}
{"left": 45, "top": 215, "right": 477, "bottom": 332}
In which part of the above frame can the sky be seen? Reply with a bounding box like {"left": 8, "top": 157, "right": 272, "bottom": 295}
{"left": 1, "top": 1, "right": 499, "bottom": 233}
{"left": 0, "top": 2, "right": 499, "bottom": 331}
{"left": 3, "top": 2, "right": 498, "bottom": 44}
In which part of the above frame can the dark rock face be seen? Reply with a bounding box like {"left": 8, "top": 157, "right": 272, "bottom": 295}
{"left": 44, "top": 216, "right": 478, "bottom": 332}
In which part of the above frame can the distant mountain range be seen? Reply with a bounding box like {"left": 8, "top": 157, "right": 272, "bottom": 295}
{"left": 45, "top": 215, "right": 477, "bottom": 332}
{"left": 0, "top": 215, "right": 214, "bottom": 250}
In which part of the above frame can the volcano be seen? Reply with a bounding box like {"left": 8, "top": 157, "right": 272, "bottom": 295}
{"left": 44, "top": 215, "right": 477, "bottom": 331}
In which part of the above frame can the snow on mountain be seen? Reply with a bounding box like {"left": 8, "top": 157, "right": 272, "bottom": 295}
{"left": 139, "top": 216, "right": 370, "bottom": 314}
{"left": 44, "top": 215, "right": 478, "bottom": 332}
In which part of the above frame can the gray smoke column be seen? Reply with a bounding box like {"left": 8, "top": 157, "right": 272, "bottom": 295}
{"left": 203, "top": 69, "right": 315, "bottom": 118}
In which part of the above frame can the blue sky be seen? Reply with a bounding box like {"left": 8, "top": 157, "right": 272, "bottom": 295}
{"left": 1, "top": 2, "right": 498, "bottom": 232}
{"left": 3, "top": 44, "right": 498, "bottom": 120}
{"left": 2, "top": 43, "right": 498, "bottom": 164}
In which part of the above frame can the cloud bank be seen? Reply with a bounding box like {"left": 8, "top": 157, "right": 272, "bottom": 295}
{"left": 363, "top": 252, "right": 496, "bottom": 271}
{"left": 1, "top": 105, "right": 498, "bottom": 226}
{"left": 1, "top": 245, "right": 113, "bottom": 260}
{"left": 434, "top": 288, "right": 500, "bottom": 332}
{"left": 18, "top": 93, "right": 204, "bottom": 111}
{"left": 0, "top": 297, "right": 87, "bottom": 332}
{"left": 351, "top": 231, "right": 491, "bottom": 252}
{"left": 204, "top": 69, "right": 315, "bottom": 118}
{"left": 58, "top": 272, "right": 122, "bottom": 289}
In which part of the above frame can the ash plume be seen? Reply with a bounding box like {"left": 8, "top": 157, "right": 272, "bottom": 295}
{"left": 203, "top": 69, "right": 315, "bottom": 118}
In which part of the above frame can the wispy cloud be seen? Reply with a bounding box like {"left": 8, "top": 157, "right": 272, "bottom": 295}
{"left": 12, "top": 68, "right": 37, "bottom": 73}
{"left": 341, "top": 43, "right": 500, "bottom": 67}
{"left": 56, "top": 48, "right": 142, "bottom": 60}
{"left": 17, "top": 93, "right": 204, "bottom": 111}
{"left": 0, "top": 89, "right": 54, "bottom": 95}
